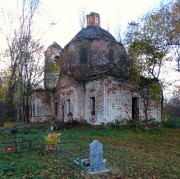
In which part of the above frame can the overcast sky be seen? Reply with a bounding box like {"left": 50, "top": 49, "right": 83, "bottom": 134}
{"left": 40, "top": 0, "right": 165, "bottom": 48}
{"left": 0, "top": 0, "right": 168, "bottom": 48}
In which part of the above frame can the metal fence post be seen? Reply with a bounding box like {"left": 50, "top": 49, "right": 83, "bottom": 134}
{"left": 78, "top": 143, "right": 82, "bottom": 178}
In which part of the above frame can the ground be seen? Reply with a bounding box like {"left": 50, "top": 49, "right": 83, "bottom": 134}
{"left": 0, "top": 122, "right": 179, "bottom": 178}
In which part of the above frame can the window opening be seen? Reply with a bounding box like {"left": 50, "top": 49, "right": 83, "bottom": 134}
{"left": 67, "top": 99, "right": 70, "bottom": 114}
{"left": 32, "top": 103, "right": 35, "bottom": 117}
{"left": 62, "top": 105, "right": 65, "bottom": 121}
{"left": 90, "top": 97, "right": 95, "bottom": 115}
{"left": 80, "top": 47, "right": 88, "bottom": 64}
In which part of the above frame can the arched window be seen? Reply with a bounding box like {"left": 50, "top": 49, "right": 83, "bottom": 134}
{"left": 80, "top": 47, "right": 88, "bottom": 64}
{"left": 32, "top": 103, "right": 35, "bottom": 116}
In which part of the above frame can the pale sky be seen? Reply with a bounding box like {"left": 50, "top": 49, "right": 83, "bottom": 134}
{"left": 0, "top": 0, "right": 167, "bottom": 48}
{"left": 40, "top": 0, "right": 165, "bottom": 48}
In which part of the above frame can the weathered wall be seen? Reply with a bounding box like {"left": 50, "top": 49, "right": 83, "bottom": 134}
{"left": 30, "top": 75, "right": 161, "bottom": 124}
{"left": 55, "top": 75, "right": 84, "bottom": 122}
{"left": 103, "top": 78, "right": 133, "bottom": 123}
{"left": 102, "top": 77, "right": 161, "bottom": 123}
{"left": 84, "top": 76, "right": 161, "bottom": 124}
{"left": 60, "top": 39, "right": 127, "bottom": 80}
{"left": 83, "top": 77, "right": 133, "bottom": 124}
{"left": 84, "top": 78, "right": 104, "bottom": 124}
{"left": 29, "top": 91, "right": 54, "bottom": 122}
{"left": 145, "top": 99, "right": 161, "bottom": 122}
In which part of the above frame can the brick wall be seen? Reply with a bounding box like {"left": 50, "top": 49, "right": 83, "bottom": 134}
{"left": 60, "top": 39, "right": 127, "bottom": 80}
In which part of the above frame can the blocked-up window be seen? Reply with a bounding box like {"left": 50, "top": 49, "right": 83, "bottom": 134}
{"left": 67, "top": 99, "right": 70, "bottom": 114}
{"left": 55, "top": 102, "right": 58, "bottom": 116}
{"left": 80, "top": 47, "right": 88, "bottom": 64}
{"left": 108, "top": 49, "right": 114, "bottom": 62}
{"left": 90, "top": 97, "right": 95, "bottom": 115}
{"left": 32, "top": 103, "right": 35, "bottom": 116}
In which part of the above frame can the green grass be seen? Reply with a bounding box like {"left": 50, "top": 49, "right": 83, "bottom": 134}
{"left": 0, "top": 125, "right": 180, "bottom": 178}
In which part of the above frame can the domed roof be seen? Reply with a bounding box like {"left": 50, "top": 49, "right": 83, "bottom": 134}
{"left": 60, "top": 12, "right": 129, "bottom": 80}
{"left": 70, "top": 26, "right": 118, "bottom": 44}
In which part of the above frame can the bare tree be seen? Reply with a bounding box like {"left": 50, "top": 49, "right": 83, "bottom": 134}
{"left": 2, "top": 0, "right": 44, "bottom": 124}
{"left": 163, "top": 86, "right": 180, "bottom": 118}
{"left": 114, "top": 25, "right": 123, "bottom": 43}
{"left": 78, "top": 6, "right": 87, "bottom": 29}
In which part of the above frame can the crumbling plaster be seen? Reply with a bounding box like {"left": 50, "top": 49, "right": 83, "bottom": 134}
{"left": 54, "top": 75, "right": 161, "bottom": 125}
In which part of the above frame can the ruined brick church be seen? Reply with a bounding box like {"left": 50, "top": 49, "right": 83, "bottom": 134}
{"left": 29, "top": 12, "right": 161, "bottom": 124}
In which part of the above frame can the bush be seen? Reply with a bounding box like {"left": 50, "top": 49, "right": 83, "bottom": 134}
{"left": 106, "top": 118, "right": 161, "bottom": 131}
{"left": 78, "top": 120, "right": 92, "bottom": 128}
{"left": 44, "top": 133, "right": 61, "bottom": 149}
{"left": 106, "top": 119, "right": 141, "bottom": 130}
{"left": 162, "top": 117, "right": 180, "bottom": 129}
{"left": 3, "top": 117, "right": 16, "bottom": 122}
{"left": 106, "top": 119, "right": 128, "bottom": 130}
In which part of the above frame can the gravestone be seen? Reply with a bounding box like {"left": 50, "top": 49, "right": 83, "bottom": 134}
{"left": 87, "top": 140, "right": 109, "bottom": 173}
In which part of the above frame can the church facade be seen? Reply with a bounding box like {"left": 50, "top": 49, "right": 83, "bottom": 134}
{"left": 29, "top": 12, "right": 162, "bottom": 124}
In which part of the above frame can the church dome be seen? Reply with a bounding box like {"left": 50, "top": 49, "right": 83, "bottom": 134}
{"left": 60, "top": 12, "right": 129, "bottom": 80}
{"left": 70, "top": 26, "right": 118, "bottom": 44}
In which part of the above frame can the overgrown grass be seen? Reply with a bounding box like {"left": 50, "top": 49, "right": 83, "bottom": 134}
{"left": 0, "top": 124, "right": 179, "bottom": 178}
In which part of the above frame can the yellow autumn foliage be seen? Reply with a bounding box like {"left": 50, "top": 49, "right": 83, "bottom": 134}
{"left": 44, "top": 133, "right": 61, "bottom": 145}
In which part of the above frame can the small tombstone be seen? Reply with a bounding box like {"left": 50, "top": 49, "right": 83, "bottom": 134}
{"left": 87, "top": 140, "right": 109, "bottom": 174}
{"left": 50, "top": 122, "right": 54, "bottom": 131}
{"left": 50, "top": 125, "right": 54, "bottom": 131}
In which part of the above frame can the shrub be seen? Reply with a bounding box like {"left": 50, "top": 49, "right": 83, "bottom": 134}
{"left": 106, "top": 119, "right": 133, "bottom": 130}
{"left": 162, "top": 117, "right": 180, "bottom": 129}
{"left": 106, "top": 118, "right": 161, "bottom": 131}
{"left": 44, "top": 133, "right": 61, "bottom": 147}
{"left": 3, "top": 117, "right": 16, "bottom": 122}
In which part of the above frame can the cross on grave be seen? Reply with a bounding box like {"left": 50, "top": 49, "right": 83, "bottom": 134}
{"left": 86, "top": 140, "right": 109, "bottom": 174}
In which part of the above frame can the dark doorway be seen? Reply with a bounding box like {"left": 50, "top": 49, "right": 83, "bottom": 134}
{"left": 32, "top": 103, "right": 35, "bottom": 117}
{"left": 61, "top": 105, "right": 64, "bottom": 121}
{"left": 132, "top": 97, "right": 139, "bottom": 120}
